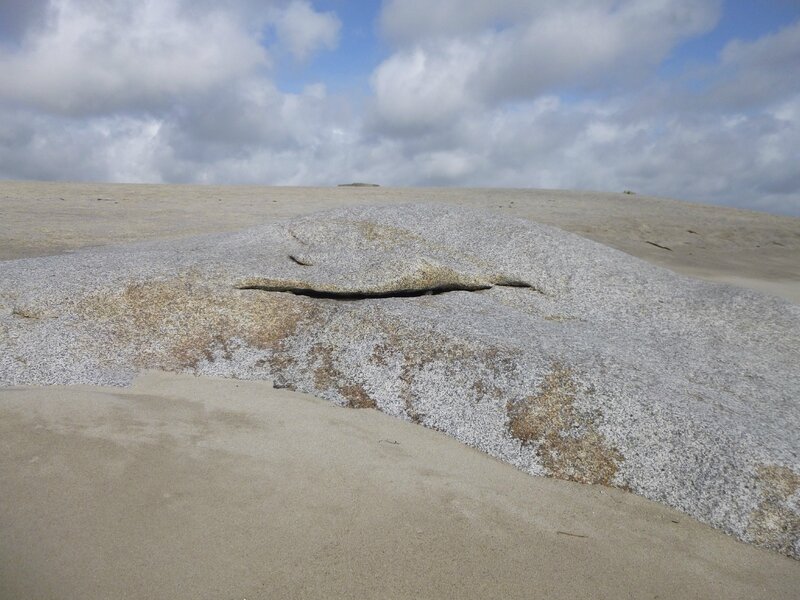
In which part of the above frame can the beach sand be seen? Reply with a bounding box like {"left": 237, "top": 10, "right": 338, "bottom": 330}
{"left": 1, "top": 181, "right": 798, "bottom": 598}
{"left": 2, "top": 372, "right": 798, "bottom": 600}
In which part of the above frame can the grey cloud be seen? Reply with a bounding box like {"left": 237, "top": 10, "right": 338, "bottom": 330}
{"left": 0, "top": 0, "right": 50, "bottom": 46}
{"left": 0, "top": 107, "right": 162, "bottom": 182}
{"left": 363, "top": 1, "right": 798, "bottom": 214}
{"left": 0, "top": 0, "right": 797, "bottom": 217}
{"left": 0, "top": 0, "right": 269, "bottom": 117}
{"left": 159, "top": 81, "right": 347, "bottom": 168}
{"left": 0, "top": 0, "right": 342, "bottom": 118}
{"left": 370, "top": 0, "right": 721, "bottom": 133}
{"left": 635, "top": 19, "right": 800, "bottom": 116}
{"left": 364, "top": 90, "right": 800, "bottom": 215}
{"left": 476, "top": 1, "right": 720, "bottom": 103}
{"left": 380, "top": 0, "right": 533, "bottom": 43}
{"left": 272, "top": 0, "right": 341, "bottom": 61}
{"left": 709, "top": 19, "right": 800, "bottom": 109}
{"left": 3, "top": 87, "right": 797, "bottom": 216}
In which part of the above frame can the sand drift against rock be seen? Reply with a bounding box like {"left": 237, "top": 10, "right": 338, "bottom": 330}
{"left": 1, "top": 205, "right": 798, "bottom": 557}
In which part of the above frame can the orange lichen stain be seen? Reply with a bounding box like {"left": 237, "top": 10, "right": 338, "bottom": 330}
{"left": 307, "top": 342, "right": 377, "bottom": 410}
{"left": 354, "top": 221, "right": 421, "bottom": 244}
{"left": 543, "top": 314, "right": 578, "bottom": 322}
{"left": 472, "top": 379, "right": 503, "bottom": 402}
{"left": 370, "top": 342, "right": 391, "bottom": 366}
{"left": 506, "top": 364, "right": 622, "bottom": 486}
{"left": 339, "top": 384, "right": 377, "bottom": 409}
{"left": 78, "top": 274, "right": 316, "bottom": 370}
{"left": 309, "top": 343, "right": 339, "bottom": 389}
{"left": 11, "top": 308, "right": 38, "bottom": 319}
{"left": 747, "top": 465, "right": 800, "bottom": 557}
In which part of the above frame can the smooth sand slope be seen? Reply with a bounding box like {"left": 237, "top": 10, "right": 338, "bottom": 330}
{"left": 2, "top": 372, "right": 798, "bottom": 600}
{"left": 1, "top": 181, "right": 798, "bottom": 599}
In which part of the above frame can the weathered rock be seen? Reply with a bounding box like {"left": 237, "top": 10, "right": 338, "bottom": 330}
{"left": 1, "top": 204, "right": 798, "bottom": 557}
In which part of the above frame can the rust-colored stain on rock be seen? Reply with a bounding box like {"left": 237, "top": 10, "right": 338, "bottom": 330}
{"left": 79, "top": 274, "right": 315, "bottom": 370}
{"left": 506, "top": 364, "right": 623, "bottom": 486}
{"left": 747, "top": 465, "right": 800, "bottom": 555}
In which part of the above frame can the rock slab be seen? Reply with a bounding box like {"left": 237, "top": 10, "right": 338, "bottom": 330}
{"left": 1, "top": 204, "right": 798, "bottom": 557}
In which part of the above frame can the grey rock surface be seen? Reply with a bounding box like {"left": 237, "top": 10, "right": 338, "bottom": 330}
{"left": 1, "top": 204, "right": 798, "bottom": 557}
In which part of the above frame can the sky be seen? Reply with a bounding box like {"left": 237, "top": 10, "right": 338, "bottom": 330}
{"left": 0, "top": 1, "right": 798, "bottom": 215}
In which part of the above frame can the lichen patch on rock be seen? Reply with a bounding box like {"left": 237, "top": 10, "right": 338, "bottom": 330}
{"left": 747, "top": 465, "right": 800, "bottom": 556}
{"left": 2, "top": 204, "right": 798, "bottom": 558}
{"left": 78, "top": 275, "right": 318, "bottom": 371}
{"left": 506, "top": 364, "right": 622, "bottom": 486}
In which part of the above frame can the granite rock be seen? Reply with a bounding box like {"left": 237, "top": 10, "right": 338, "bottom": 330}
{"left": 1, "top": 204, "right": 798, "bottom": 557}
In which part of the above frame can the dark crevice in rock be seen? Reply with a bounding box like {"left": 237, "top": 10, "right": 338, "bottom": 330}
{"left": 11, "top": 307, "right": 41, "bottom": 319}
{"left": 494, "top": 281, "right": 534, "bottom": 289}
{"left": 237, "top": 278, "right": 539, "bottom": 301}
{"left": 237, "top": 283, "right": 493, "bottom": 300}
{"left": 289, "top": 254, "right": 312, "bottom": 266}
{"left": 491, "top": 281, "right": 546, "bottom": 296}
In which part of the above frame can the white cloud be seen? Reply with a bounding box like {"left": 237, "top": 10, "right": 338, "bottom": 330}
{"left": 0, "top": 107, "right": 164, "bottom": 182}
{"left": 0, "top": 0, "right": 351, "bottom": 184}
{"left": 272, "top": 0, "right": 340, "bottom": 61}
{"left": 709, "top": 19, "right": 800, "bottom": 109}
{"left": 363, "top": 1, "right": 798, "bottom": 214}
{"left": 369, "top": 42, "right": 483, "bottom": 133}
{"left": 0, "top": 0, "right": 269, "bottom": 115}
{"left": 0, "top": 1, "right": 798, "bottom": 216}
{"left": 477, "top": 0, "right": 719, "bottom": 100}
{"left": 380, "top": 0, "right": 531, "bottom": 43}
{"left": 380, "top": 0, "right": 721, "bottom": 46}
{"left": 372, "top": 0, "right": 721, "bottom": 131}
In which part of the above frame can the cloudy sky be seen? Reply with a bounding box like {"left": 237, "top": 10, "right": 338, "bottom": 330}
{"left": 0, "top": 0, "right": 798, "bottom": 215}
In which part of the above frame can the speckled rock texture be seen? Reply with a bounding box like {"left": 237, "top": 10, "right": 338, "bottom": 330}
{"left": 1, "top": 204, "right": 798, "bottom": 557}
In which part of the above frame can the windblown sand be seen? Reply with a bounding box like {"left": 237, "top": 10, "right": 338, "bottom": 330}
{"left": 1, "top": 181, "right": 798, "bottom": 599}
